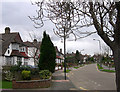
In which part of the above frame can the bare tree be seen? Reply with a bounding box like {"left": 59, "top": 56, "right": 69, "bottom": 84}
{"left": 29, "top": 1, "right": 95, "bottom": 80}
{"left": 29, "top": 0, "right": 120, "bottom": 90}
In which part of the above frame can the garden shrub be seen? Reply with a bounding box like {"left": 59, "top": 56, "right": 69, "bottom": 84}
{"left": 10, "top": 65, "right": 19, "bottom": 73}
{"left": 39, "top": 70, "right": 52, "bottom": 79}
{"left": 4, "top": 71, "right": 13, "bottom": 81}
{"left": 20, "top": 66, "right": 31, "bottom": 71}
{"left": 10, "top": 61, "right": 22, "bottom": 73}
{"left": 20, "top": 66, "right": 39, "bottom": 75}
{"left": 21, "top": 70, "right": 31, "bottom": 80}
{"left": 31, "top": 68, "right": 39, "bottom": 75}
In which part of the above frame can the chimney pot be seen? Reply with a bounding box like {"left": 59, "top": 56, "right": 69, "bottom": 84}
{"left": 33, "top": 39, "right": 37, "bottom": 43}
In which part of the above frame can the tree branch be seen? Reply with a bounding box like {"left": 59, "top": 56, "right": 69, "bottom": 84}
{"left": 89, "top": 2, "right": 114, "bottom": 50}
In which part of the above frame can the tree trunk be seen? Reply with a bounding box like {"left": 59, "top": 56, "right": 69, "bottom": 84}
{"left": 114, "top": 2, "right": 120, "bottom": 91}
{"left": 113, "top": 47, "right": 120, "bottom": 91}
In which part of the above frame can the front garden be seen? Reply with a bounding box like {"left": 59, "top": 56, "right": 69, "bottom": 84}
{"left": 2, "top": 32, "right": 56, "bottom": 89}
{"left": 2, "top": 64, "right": 52, "bottom": 89}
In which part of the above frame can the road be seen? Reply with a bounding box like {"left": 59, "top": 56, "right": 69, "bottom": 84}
{"left": 67, "top": 64, "right": 116, "bottom": 90}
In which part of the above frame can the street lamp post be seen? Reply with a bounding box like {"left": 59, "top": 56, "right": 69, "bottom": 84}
{"left": 93, "top": 39, "right": 102, "bottom": 67}
{"left": 80, "top": 49, "right": 84, "bottom": 53}
{"left": 93, "top": 39, "right": 101, "bottom": 53}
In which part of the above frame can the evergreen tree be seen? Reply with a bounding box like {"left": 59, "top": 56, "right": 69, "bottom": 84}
{"left": 38, "top": 31, "right": 56, "bottom": 73}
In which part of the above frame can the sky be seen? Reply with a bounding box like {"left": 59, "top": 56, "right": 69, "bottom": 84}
{"left": 0, "top": 0, "right": 109, "bottom": 55}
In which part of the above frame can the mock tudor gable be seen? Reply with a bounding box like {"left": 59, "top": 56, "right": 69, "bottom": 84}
{"left": 0, "top": 27, "right": 29, "bottom": 67}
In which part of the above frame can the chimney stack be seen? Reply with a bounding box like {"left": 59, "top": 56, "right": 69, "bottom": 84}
{"left": 5, "top": 27, "right": 10, "bottom": 34}
{"left": 33, "top": 39, "right": 37, "bottom": 44}
{"left": 60, "top": 49, "right": 62, "bottom": 53}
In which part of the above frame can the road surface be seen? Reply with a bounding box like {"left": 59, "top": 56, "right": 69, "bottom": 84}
{"left": 67, "top": 64, "right": 116, "bottom": 90}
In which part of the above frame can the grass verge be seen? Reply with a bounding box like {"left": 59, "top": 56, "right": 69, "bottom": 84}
{"left": 97, "top": 64, "right": 103, "bottom": 69}
{"left": 97, "top": 64, "right": 115, "bottom": 73}
{"left": 64, "top": 69, "right": 71, "bottom": 73}
{"left": 79, "top": 64, "right": 84, "bottom": 67}
{"left": 101, "top": 69, "right": 115, "bottom": 73}
{"left": 74, "top": 67, "right": 79, "bottom": 69}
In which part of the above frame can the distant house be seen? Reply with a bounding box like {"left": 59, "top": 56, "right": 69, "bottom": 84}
{"left": 66, "top": 52, "right": 84, "bottom": 63}
{"left": 83, "top": 54, "right": 91, "bottom": 63}
{"left": 0, "top": 27, "right": 29, "bottom": 68}
{"left": 55, "top": 46, "right": 64, "bottom": 70}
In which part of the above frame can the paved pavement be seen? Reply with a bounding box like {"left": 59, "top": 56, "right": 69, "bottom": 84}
{"left": 33, "top": 70, "right": 78, "bottom": 90}
{"left": 49, "top": 70, "right": 78, "bottom": 90}
{"left": 67, "top": 64, "right": 116, "bottom": 90}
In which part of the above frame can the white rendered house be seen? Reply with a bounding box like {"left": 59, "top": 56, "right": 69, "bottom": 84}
{"left": 0, "top": 27, "right": 29, "bottom": 69}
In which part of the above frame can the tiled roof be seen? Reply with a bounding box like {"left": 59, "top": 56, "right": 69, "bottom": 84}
{"left": 20, "top": 52, "right": 29, "bottom": 58}
{"left": 0, "top": 32, "right": 23, "bottom": 55}
{"left": 55, "top": 46, "right": 59, "bottom": 53}
{"left": 55, "top": 46, "right": 63, "bottom": 55}
{"left": 23, "top": 41, "right": 41, "bottom": 49}
{"left": 10, "top": 50, "right": 23, "bottom": 57}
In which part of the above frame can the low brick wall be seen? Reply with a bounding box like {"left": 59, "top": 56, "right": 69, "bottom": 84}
{"left": 12, "top": 78, "right": 51, "bottom": 89}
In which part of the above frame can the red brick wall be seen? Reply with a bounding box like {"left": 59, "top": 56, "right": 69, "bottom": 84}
{"left": 12, "top": 79, "right": 51, "bottom": 89}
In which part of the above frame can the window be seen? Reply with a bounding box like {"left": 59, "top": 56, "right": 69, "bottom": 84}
{"left": 24, "top": 62, "right": 28, "bottom": 65}
{"left": 6, "top": 57, "right": 12, "bottom": 65}
{"left": 23, "top": 48, "right": 24, "bottom": 51}
{"left": 8, "top": 50, "right": 10, "bottom": 54}
{"left": 17, "top": 57, "right": 22, "bottom": 62}
{"left": 8, "top": 46, "right": 10, "bottom": 49}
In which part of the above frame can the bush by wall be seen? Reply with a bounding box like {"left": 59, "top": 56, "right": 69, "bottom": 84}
{"left": 21, "top": 70, "right": 31, "bottom": 80}
{"left": 39, "top": 70, "right": 52, "bottom": 79}
{"left": 4, "top": 71, "right": 13, "bottom": 81}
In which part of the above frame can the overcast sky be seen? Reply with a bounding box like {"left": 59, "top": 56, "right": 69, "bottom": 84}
{"left": 0, "top": 0, "right": 109, "bottom": 55}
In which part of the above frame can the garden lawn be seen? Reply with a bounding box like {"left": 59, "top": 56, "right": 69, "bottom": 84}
{"left": 1, "top": 81, "right": 12, "bottom": 89}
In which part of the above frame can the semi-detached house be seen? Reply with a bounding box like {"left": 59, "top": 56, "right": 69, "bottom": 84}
{"left": 0, "top": 27, "right": 29, "bottom": 68}
{"left": 23, "top": 39, "right": 41, "bottom": 66}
